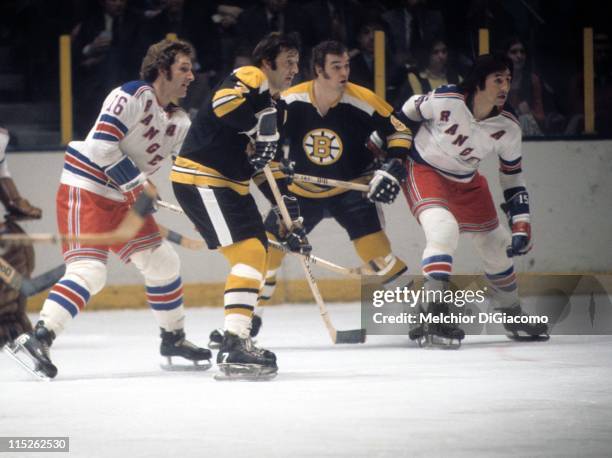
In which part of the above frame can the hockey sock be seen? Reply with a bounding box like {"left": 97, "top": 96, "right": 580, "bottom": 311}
{"left": 260, "top": 232, "right": 286, "bottom": 303}
{"left": 39, "top": 260, "right": 106, "bottom": 335}
{"left": 146, "top": 277, "right": 185, "bottom": 332}
{"left": 219, "top": 238, "right": 267, "bottom": 338}
{"left": 353, "top": 231, "right": 408, "bottom": 287}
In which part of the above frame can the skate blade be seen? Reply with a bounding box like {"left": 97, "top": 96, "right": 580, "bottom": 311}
{"left": 2, "top": 342, "right": 52, "bottom": 381}
{"left": 506, "top": 332, "right": 550, "bottom": 342}
{"left": 414, "top": 334, "right": 462, "bottom": 350}
{"left": 160, "top": 357, "right": 212, "bottom": 372}
{"left": 214, "top": 363, "right": 278, "bottom": 381}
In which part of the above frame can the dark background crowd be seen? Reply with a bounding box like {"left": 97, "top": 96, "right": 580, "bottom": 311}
{"left": 0, "top": 0, "right": 610, "bottom": 147}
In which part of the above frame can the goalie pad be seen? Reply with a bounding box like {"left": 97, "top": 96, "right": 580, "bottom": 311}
{"left": 0, "top": 221, "right": 34, "bottom": 346}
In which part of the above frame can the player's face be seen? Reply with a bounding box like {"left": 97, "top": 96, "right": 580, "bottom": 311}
{"left": 267, "top": 48, "right": 299, "bottom": 93}
{"left": 318, "top": 52, "right": 350, "bottom": 92}
{"left": 166, "top": 53, "right": 194, "bottom": 99}
{"left": 481, "top": 69, "right": 512, "bottom": 107}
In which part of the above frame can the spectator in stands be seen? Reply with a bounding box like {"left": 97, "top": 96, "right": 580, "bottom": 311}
{"left": 393, "top": 37, "right": 462, "bottom": 108}
{"left": 211, "top": 3, "right": 245, "bottom": 76}
{"left": 235, "top": 0, "right": 311, "bottom": 57}
{"left": 71, "top": 0, "right": 143, "bottom": 137}
{"left": 138, "top": 0, "right": 219, "bottom": 115}
{"left": 565, "top": 32, "right": 612, "bottom": 137}
{"left": 349, "top": 17, "right": 400, "bottom": 97}
{"left": 139, "top": 0, "right": 217, "bottom": 72}
{"left": 382, "top": 0, "right": 445, "bottom": 71}
{"left": 502, "top": 36, "right": 545, "bottom": 136}
{"left": 303, "top": 0, "right": 365, "bottom": 50}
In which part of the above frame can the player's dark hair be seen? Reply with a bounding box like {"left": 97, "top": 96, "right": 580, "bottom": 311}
{"left": 311, "top": 40, "right": 348, "bottom": 76}
{"left": 140, "top": 39, "right": 195, "bottom": 83}
{"left": 459, "top": 53, "right": 513, "bottom": 94}
{"left": 252, "top": 32, "right": 301, "bottom": 69}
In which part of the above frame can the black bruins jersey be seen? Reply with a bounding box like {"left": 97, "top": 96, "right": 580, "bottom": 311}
{"left": 278, "top": 81, "right": 412, "bottom": 198}
{"left": 171, "top": 66, "right": 274, "bottom": 195}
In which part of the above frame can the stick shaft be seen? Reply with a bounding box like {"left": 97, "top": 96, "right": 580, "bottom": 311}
{"left": 293, "top": 173, "right": 370, "bottom": 192}
{"left": 0, "top": 189, "right": 156, "bottom": 246}
{"left": 156, "top": 199, "right": 375, "bottom": 277}
{"left": 263, "top": 165, "right": 343, "bottom": 343}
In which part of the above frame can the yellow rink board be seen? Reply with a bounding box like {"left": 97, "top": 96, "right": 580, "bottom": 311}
{"left": 26, "top": 273, "right": 612, "bottom": 312}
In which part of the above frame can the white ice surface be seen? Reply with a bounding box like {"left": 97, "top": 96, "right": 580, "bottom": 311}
{"left": 1, "top": 304, "right": 611, "bottom": 458}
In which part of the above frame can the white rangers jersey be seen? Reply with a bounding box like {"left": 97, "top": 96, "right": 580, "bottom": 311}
{"left": 61, "top": 81, "right": 191, "bottom": 201}
{"left": 402, "top": 85, "right": 523, "bottom": 183}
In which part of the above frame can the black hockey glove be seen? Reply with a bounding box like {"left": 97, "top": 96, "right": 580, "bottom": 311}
{"left": 249, "top": 109, "right": 279, "bottom": 170}
{"left": 279, "top": 158, "right": 295, "bottom": 184}
{"left": 367, "top": 158, "right": 407, "bottom": 204}
{"left": 500, "top": 190, "right": 532, "bottom": 257}
{"left": 272, "top": 196, "right": 312, "bottom": 255}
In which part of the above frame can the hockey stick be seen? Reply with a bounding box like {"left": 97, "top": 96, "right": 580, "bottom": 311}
{"left": 292, "top": 173, "right": 370, "bottom": 192}
{"left": 0, "top": 257, "right": 66, "bottom": 297}
{"left": 155, "top": 201, "right": 376, "bottom": 277}
{"left": 262, "top": 164, "right": 366, "bottom": 344}
{"left": 0, "top": 188, "right": 156, "bottom": 246}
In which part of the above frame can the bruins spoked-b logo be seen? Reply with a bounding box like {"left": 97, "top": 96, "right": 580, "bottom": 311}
{"left": 303, "top": 129, "right": 343, "bottom": 165}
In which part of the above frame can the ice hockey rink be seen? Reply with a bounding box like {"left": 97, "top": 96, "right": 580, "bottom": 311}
{"left": 1, "top": 303, "right": 611, "bottom": 458}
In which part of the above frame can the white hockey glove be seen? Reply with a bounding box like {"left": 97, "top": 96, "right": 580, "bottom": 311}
{"left": 104, "top": 155, "right": 147, "bottom": 205}
{"left": 367, "top": 158, "right": 407, "bottom": 204}
{"left": 249, "top": 108, "right": 279, "bottom": 170}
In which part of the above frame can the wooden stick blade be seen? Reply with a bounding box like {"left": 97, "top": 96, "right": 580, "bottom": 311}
{"left": 335, "top": 328, "right": 367, "bottom": 344}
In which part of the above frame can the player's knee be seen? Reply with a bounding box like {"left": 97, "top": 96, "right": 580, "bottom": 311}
{"left": 353, "top": 231, "right": 392, "bottom": 263}
{"left": 64, "top": 260, "right": 107, "bottom": 295}
{"left": 221, "top": 238, "right": 267, "bottom": 277}
{"left": 419, "top": 207, "right": 459, "bottom": 253}
{"left": 131, "top": 241, "right": 181, "bottom": 284}
{"left": 471, "top": 226, "right": 512, "bottom": 273}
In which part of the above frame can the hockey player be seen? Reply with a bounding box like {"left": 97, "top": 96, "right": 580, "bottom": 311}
{"left": 256, "top": 40, "right": 413, "bottom": 308}
{"left": 398, "top": 53, "right": 549, "bottom": 347}
{"left": 0, "top": 127, "right": 43, "bottom": 350}
{"left": 19, "top": 39, "right": 211, "bottom": 379}
{"left": 171, "top": 32, "right": 307, "bottom": 379}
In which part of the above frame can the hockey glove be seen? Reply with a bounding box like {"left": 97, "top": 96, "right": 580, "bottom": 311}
{"left": 104, "top": 155, "right": 147, "bottom": 205}
{"left": 500, "top": 190, "right": 532, "bottom": 257}
{"left": 272, "top": 195, "right": 312, "bottom": 255}
{"left": 0, "top": 177, "right": 42, "bottom": 220}
{"left": 5, "top": 197, "right": 42, "bottom": 221}
{"left": 367, "top": 158, "right": 407, "bottom": 204}
{"left": 279, "top": 158, "right": 295, "bottom": 184}
{"left": 249, "top": 108, "right": 279, "bottom": 170}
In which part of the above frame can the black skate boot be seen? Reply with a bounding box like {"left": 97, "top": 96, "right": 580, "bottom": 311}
{"left": 208, "top": 314, "right": 263, "bottom": 349}
{"left": 215, "top": 331, "right": 277, "bottom": 381}
{"left": 495, "top": 304, "right": 550, "bottom": 341}
{"left": 160, "top": 329, "right": 212, "bottom": 371}
{"left": 409, "top": 302, "right": 465, "bottom": 349}
{"left": 4, "top": 321, "right": 58, "bottom": 379}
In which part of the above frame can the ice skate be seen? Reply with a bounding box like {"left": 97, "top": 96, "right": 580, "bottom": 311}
{"left": 409, "top": 302, "right": 465, "bottom": 349}
{"left": 159, "top": 329, "right": 212, "bottom": 371}
{"left": 208, "top": 314, "right": 262, "bottom": 349}
{"left": 495, "top": 304, "right": 550, "bottom": 341}
{"left": 3, "top": 321, "right": 57, "bottom": 380}
{"left": 214, "top": 331, "right": 277, "bottom": 381}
